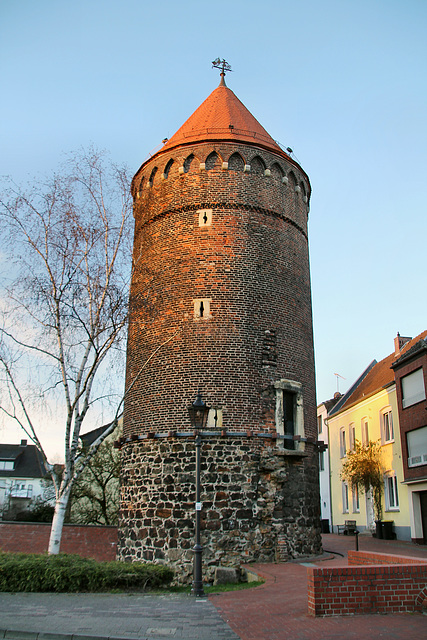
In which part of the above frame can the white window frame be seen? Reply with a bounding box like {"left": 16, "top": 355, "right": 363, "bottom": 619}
{"left": 407, "top": 425, "right": 427, "bottom": 467}
{"left": 319, "top": 450, "right": 325, "bottom": 472}
{"left": 384, "top": 473, "right": 399, "bottom": 511}
{"left": 401, "top": 368, "right": 426, "bottom": 408}
{"left": 340, "top": 427, "right": 346, "bottom": 458}
{"left": 352, "top": 484, "right": 360, "bottom": 513}
{"left": 361, "top": 418, "right": 369, "bottom": 445}
{"left": 342, "top": 482, "right": 349, "bottom": 513}
{"left": 349, "top": 423, "right": 356, "bottom": 451}
{"left": 0, "top": 460, "right": 14, "bottom": 470}
{"left": 381, "top": 407, "right": 394, "bottom": 444}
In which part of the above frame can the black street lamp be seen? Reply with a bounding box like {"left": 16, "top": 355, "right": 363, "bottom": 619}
{"left": 188, "top": 391, "right": 210, "bottom": 597}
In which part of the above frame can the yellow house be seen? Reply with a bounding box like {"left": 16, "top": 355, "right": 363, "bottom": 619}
{"left": 327, "top": 336, "right": 418, "bottom": 541}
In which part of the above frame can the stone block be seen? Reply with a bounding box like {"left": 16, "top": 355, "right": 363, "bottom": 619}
{"left": 214, "top": 566, "right": 240, "bottom": 585}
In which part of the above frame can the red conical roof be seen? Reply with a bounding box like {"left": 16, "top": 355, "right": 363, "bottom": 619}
{"left": 157, "top": 77, "right": 289, "bottom": 160}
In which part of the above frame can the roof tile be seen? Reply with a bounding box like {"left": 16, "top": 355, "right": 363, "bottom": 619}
{"left": 159, "top": 80, "right": 288, "bottom": 158}
{"left": 334, "top": 330, "right": 427, "bottom": 412}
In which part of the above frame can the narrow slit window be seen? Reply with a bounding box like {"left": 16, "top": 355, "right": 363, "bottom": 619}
{"left": 198, "top": 209, "right": 212, "bottom": 227}
{"left": 193, "top": 298, "right": 212, "bottom": 320}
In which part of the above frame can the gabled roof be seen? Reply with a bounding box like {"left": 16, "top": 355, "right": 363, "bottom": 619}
{"left": 392, "top": 335, "right": 427, "bottom": 369}
{"left": 318, "top": 394, "right": 343, "bottom": 413}
{"left": 0, "top": 441, "right": 48, "bottom": 479}
{"left": 80, "top": 417, "right": 122, "bottom": 447}
{"left": 329, "top": 330, "right": 427, "bottom": 417}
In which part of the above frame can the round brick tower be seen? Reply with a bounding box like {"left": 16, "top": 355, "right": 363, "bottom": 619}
{"left": 117, "top": 70, "right": 322, "bottom": 582}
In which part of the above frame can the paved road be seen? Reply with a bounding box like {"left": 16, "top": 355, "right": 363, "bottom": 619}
{"left": 0, "top": 534, "right": 426, "bottom": 640}
{"left": 0, "top": 591, "right": 239, "bottom": 640}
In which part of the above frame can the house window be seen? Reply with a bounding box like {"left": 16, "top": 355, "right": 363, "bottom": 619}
{"left": 342, "top": 482, "right": 349, "bottom": 513}
{"left": 0, "top": 460, "right": 14, "bottom": 470}
{"left": 381, "top": 408, "right": 394, "bottom": 443}
{"left": 274, "top": 379, "right": 304, "bottom": 451}
{"left": 317, "top": 414, "right": 322, "bottom": 435}
{"left": 407, "top": 425, "right": 427, "bottom": 467}
{"left": 401, "top": 368, "right": 426, "bottom": 408}
{"left": 349, "top": 423, "right": 356, "bottom": 451}
{"left": 384, "top": 474, "right": 399, "bottom": 510}
{"left": 361, "top": 418, "right": 369, "bottom": 445}
{"left": 340, "top": 428, "right": 346, "bottom": 458}
{"left": 319, "top": 450, "right": 325, "bottom": 471}
{"left": 352, "top": 485, "right": 360, "bottom": 513}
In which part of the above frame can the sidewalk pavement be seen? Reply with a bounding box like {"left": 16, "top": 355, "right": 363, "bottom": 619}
{"left": 0, "top": 534, "right": 426, "bottom": 640}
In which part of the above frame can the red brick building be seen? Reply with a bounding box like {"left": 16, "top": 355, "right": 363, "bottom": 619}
{"left": 392, "top": 332, "right": 427, "bottom": 543}
{"left": 117, "top": 70, "right": 321, "bottom": 582}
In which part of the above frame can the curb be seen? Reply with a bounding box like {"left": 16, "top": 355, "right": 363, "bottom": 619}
{"left": 0, "top": 631, "right": 139, "bottom": 640}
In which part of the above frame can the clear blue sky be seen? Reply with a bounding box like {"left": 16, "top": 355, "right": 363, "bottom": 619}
{"left": 1, "top": 0, "right": 426, "bottom": 455}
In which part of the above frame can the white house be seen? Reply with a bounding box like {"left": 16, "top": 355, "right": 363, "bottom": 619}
{"left": 0, "top": 439, "right": 49, "bottom": 519}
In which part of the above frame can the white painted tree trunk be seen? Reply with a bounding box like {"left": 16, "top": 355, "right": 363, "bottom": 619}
{"left": 48, "top": 489, "right": 71, "bottom": 555}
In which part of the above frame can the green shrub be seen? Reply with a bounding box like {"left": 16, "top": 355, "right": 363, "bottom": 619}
{"left": 0, "top": 552, "right": 173, "bottom": 593}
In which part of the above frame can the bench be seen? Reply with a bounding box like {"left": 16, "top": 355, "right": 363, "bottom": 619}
{"left": 337, "top": 520, "right": 358, "bottom": 535}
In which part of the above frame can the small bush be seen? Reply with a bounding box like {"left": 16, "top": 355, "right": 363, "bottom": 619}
{"left": 0, "top": 552, "right": 173, "bottom": 593}
{"left": 16, "top": 504, "right": 55, "bottom": 522}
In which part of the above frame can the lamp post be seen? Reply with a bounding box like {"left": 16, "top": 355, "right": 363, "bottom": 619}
{"left": 188, "top": 391, "right": 210, "bottom": 597}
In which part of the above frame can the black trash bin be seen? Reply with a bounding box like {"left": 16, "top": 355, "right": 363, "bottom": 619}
{"left": 382, "top": 520, "right": 394, "bottom": 540}
{"left": 321, "top": 519, "right": 330, "bottom": 533}
{"left": 375, "top": 520, "right": 383, "bottom": 538}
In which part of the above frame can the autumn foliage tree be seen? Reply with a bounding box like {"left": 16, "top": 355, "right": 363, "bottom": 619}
{"left": 0, "top": 148, "right": 133, "bottom": 553}
{"left": 340, "top": 440, "right": 384, "bottom": 521}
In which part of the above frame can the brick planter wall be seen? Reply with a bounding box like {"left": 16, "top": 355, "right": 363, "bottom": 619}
{"left": 308, "top": 551, "right": 427, "bottom": 616}
{"left": 348, "top": 550, "right": 427, "bottom": 565}
{"left": 0, "top": 522, "right": 117, "bottom": 561}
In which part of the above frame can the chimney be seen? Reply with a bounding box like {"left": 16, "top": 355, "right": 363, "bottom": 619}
{"left": 394, "top": 332, "right": 412, "bottom": 356}
{"left": 20, "top": 439, "right": 27, "bottom": 447}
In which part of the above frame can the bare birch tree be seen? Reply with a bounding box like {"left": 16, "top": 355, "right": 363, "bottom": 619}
{"left": 0, "top": 148, "right": 133, "bottom": 553}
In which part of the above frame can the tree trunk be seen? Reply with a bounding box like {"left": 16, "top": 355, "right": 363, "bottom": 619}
{"left": 48, "top": 490, "right": 70, "bottom": 555}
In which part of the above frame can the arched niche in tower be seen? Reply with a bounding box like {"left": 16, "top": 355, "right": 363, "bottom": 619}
{"left": 148, "top": 167, "right": 158, "bottom": 187}
{"left": 163, "top": 159, "right": 174, "bottom": 179}
{"left": 228, "top": 152, "right": 245, "bottom": 171}
{"left": 289, "top": 171, "right": 298, "bottom": 191}
{"left": 271, "top": 162, "right": 284, "bottom": 181}
{"left": 300, "top": 181, "right": 307, "bottom": 202}
{"left": 183, "top": 154, "right": 195, "bottom": 173}
{"left": 250, "top": 155, "right": 266, "bottom": 175}
{"left": 205, "top": 151, "right": 221, "bottom": 170}
{"left": 134, "top": 174, "right": 144, "bottom": 199}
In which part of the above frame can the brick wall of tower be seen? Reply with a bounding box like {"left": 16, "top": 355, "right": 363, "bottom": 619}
{"left": 118, "top": 139, "right": 321, "bottom": 577}
{"left": 124, "top": 142, "right": 315, "bottom": 439}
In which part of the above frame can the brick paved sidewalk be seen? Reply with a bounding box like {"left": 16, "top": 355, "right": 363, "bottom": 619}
{"left": 210, "top": 534, "right": 427, "bottom": 640}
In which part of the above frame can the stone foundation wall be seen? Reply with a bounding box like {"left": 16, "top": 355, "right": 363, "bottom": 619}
{"left": 117, "top": 435, "right": 322, "bottom": 584}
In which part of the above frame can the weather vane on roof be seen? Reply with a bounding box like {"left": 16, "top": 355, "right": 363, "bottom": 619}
{"left": 212, "top": 58, "right": 233, "bottom": 76}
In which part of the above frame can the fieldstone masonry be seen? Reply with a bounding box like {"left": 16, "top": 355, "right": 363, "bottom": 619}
{"left": 118, "top": 76, "right": 322, "bottom": 582}
{"left": 118, "top": 436, "right": 320, "bottom": 583}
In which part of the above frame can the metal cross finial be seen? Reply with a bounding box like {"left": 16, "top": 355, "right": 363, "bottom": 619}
{"left": 212, "top": 58, "right": 233, "bottom": 76}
